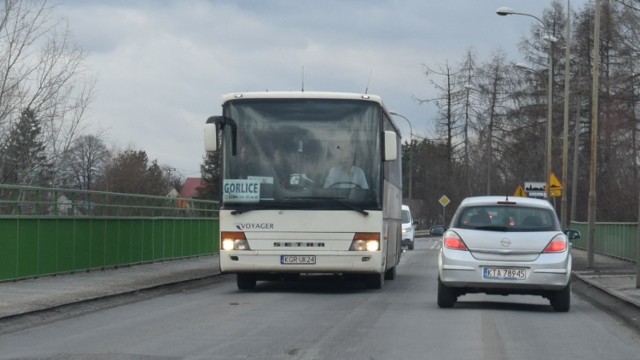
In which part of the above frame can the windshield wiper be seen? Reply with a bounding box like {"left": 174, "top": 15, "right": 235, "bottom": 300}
{"left": 230, "top": 203, "right": 298, "bottom": 215}
{"left": 326, "top": 199, "right": 369, "bottom": 216}
{"left": 230, "top": 199, "right": 369, "bottom": 216}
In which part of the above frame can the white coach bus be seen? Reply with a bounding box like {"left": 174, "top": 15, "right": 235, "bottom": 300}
{"left": 204, "top": 92, "right": 403, "bottom": 290}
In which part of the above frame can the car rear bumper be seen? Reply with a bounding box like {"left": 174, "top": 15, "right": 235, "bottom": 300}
{"left": 439, "top": 252, "right": 571, "bottom": 292}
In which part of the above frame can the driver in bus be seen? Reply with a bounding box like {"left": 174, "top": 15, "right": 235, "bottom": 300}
{"left": 323, "top": 146, "right": 368, "bottom": 189}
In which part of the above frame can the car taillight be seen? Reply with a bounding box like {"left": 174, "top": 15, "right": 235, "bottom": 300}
{"left": 443, "top": 231, "right": 468, "bottom": 251}
{"left": 543, "top": 234, "right": 568, "bottom": 253}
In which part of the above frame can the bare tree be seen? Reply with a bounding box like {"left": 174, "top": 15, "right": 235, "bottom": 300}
{"left": 0, "top": 0, "right": 95, "bottom": 185}
{"left": 473, "top": 50, "right": 514, "bottom": 195}
{"left": 59, "top": 133, "right": 109, "bottom": 190}
{"left": 416, "top": 1, "right": 640, "bottom": 222}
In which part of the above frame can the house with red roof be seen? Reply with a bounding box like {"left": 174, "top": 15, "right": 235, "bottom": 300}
{"left": 180, "top": 177, "right": 203, "bottom": 199}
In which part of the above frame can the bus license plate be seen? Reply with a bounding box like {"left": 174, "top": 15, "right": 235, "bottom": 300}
{"left": 281, "top": 255, "right": 316, "bottom": 265}
{"left": 483, "top": 267, "right": 526, "bottom": 280}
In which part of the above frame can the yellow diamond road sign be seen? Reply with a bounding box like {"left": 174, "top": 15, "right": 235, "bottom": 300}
{"left": 439, "top": 195, "right": 450, "bottom": 207}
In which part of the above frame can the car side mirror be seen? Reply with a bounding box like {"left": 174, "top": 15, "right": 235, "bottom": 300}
{"left": 564, "top": 229, "right": 581, "bottom": 240}
{"left": 430, "top": 225, "right": 446, "bottom": 236}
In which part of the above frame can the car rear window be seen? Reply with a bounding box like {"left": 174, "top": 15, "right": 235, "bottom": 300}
{"left": 455, "top": 205, "right": 558, "bottom": 231}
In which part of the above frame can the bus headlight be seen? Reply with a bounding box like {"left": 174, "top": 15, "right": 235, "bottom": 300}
{"left": 349, "top": 233, "right": 380, "bottom": 251}
{"left": 221, "top": 231, "right": 250, "bottom": 251}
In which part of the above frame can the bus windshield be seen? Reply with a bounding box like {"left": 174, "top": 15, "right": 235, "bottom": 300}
{"left": 221, "top": 98, "right": 382, "bottom": 211}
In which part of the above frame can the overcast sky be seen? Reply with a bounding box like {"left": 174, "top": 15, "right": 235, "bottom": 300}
{"left": 56, "top": 0, "right": 590, "bottom": 179}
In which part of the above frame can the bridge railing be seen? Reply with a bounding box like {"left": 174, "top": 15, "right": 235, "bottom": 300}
{"left": 0, "top": 184, "right": 217, "bottom": 218}
{"left": 0, "top": 184, "right": 220, "bottom": 282}
{"left": 569, "top": 221, "right": 637, "bottom": 262}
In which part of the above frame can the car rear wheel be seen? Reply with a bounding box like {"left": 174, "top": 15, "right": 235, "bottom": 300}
{"left": 550, "top": 283, "right": 571, "bottom": 312}
{"left": 437, "top": 277, "right": 457, "bottom": 308}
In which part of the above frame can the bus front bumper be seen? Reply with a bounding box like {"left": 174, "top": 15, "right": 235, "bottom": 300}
{"left": 220, "top": 251, "right": 384, "bottom": 274}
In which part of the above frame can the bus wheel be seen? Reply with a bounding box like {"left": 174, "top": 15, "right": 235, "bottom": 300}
{"left": 384, "top": 266, "right": 396, "bottom": 280}
{"left": 365, "top": 272, "right": 384, "bottom": 289}
{"left": 237, "top": 273, "right": 257, "bottom": 290}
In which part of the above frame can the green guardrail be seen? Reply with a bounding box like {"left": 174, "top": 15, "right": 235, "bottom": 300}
{"left": 0, "top": 184, "right": 220, "bottom": 282}
{"left": 569, "top": 221, "right": 637, "bottom": 262}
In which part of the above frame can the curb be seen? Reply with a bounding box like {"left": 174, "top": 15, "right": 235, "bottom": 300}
{"left": 0, "top": 273, "right": 222, "bottom": 323}
{"left": 573, "top": 272, "right": 640, "bottom": 309}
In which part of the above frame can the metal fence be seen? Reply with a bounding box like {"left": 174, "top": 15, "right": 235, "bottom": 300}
{"left": 570, "top": 221, "right": 637, "bottom": 262}
{"left": 0, "top": 184, "right": 216, "bottom": 218}
{"left": 0, "top": 184, "right": 220, "bottom": 281}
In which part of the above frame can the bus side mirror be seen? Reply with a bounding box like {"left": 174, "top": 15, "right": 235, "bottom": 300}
{"left": 384, "top": 131, "right": 397, "bottom": 161}
{"left": 204, "top": 122, "right": 218, "bottom": 151}
{"left": 205, "top": 115, "right": 238, "bottom": 154}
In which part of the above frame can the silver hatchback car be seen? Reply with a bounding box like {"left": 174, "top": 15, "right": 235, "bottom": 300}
{"left": 430, "top": 196, "right": 580, "bottom": 312}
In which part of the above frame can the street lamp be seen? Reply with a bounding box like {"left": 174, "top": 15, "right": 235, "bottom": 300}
{"left": 498, "top": 7, "right": 557, "bottom": 200}
{"left": 389, "top": 111, "right": 413, "bottom": 203}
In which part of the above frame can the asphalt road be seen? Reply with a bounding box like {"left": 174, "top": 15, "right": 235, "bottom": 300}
{"left": 1, "top": 237, "right": 640, "bottom": 360}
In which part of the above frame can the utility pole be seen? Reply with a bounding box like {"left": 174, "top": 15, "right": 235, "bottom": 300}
{"left": 560, "top": 0, "right": 571, "bottom": 230}
{"left": 587, "top": 0, "right": 601, "bottom": 268}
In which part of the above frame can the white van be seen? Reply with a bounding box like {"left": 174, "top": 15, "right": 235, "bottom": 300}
{"left": 401, "top": 205, "right": 415, "bottom": 250}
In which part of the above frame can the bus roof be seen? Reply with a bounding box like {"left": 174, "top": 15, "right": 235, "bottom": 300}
{"left": 220, "top": 91, "right": 384, "bottom": 105}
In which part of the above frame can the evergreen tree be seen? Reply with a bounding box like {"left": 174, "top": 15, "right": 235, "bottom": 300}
{"left": 2, "top": 108, "right": 52, "bottom": 185}
{"left": 198, "top": 149, "right": 222, "bottom": 201}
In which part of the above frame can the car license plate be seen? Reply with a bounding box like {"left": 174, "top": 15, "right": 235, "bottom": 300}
{"left": 483, "top": 267, "right": 526, "bottom": 280}
{"left": 281, "top": 255, "right": 316, "bottom": 265}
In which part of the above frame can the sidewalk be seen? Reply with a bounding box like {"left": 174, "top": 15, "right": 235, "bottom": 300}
{"left": 571, "top": 247, "right": 640, "bottom": 308}
{"left": 0, "top": 249, "right": 638, "bottom": 321}
{"left": 0, "top": 255, "right": 221, "bottom": 320}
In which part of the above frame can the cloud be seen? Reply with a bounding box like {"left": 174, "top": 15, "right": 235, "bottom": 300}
{"left": 55, "top": 0, "right": 589, "bottom": 178}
